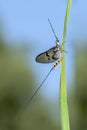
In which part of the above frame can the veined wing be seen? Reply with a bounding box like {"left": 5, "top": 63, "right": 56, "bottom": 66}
{"left": 35, "top": 46, "right": 58, "bottom": 63}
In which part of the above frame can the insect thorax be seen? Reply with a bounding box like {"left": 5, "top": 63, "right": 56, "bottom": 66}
{"left": 52, "top": 45, "right": 62, "bottom": 60}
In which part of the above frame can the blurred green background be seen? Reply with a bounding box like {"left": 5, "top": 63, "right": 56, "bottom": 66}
{"left": 0, "top": 30, "right": 60, "bottom": 130}
{"left": 0, "top": 0, "right": 87, "bottom": 130}
{"left": 0, "top": 26, "right": 87, "bottom": 130}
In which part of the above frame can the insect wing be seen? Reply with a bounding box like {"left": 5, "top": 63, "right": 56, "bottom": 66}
{"left": 36, "top": 46, "right": 58, "bottom": 63}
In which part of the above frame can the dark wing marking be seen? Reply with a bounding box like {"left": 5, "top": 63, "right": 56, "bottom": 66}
{"left": 35, "top": 46, "right": 58, "bottom": 63}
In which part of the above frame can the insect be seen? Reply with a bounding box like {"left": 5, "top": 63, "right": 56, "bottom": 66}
{"left": 36, "top": 19, "right": 62, "bottom": 68}
{"left": 28, "top": 19, "right": 63, "bottom": 104}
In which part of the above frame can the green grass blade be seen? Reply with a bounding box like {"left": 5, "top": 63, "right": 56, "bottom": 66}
{"left": 60, "top": 0, "right": 72, "bottom": 130}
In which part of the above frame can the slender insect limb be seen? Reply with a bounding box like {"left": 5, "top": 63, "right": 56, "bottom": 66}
{"left": 27, "top": 68, "right": 53, "bottom": 104}
{"left": 62, "top": 40, "right": 66, "bottom": 45}
{"left": 62, "top": 50, "right": 69, "bottom": 53}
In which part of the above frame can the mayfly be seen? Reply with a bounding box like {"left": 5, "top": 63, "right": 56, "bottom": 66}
{"left": 28, "top": 19, "right": 63, "bottom": 104}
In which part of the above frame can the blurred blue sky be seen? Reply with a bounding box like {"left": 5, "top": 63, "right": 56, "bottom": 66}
{"left": 0, "top": 0, "right": 87, "bottom": 102}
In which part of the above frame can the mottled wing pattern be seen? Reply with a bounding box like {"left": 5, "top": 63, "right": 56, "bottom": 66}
{"left": 35, "top": 46, "right": 58, "bottom": 63}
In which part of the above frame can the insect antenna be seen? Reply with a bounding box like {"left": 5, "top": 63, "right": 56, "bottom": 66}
{"left": 48, "top": 18, "right": 59, "bottom": 42}
{"left": 27, "top": 68, "right": 53, "bottom": 104}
